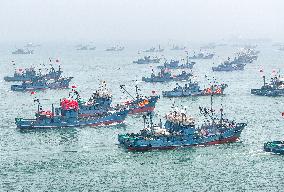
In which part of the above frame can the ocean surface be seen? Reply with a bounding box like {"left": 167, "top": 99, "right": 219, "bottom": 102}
{"left": 0, "top": 42, "right": 284, "bottom": 191}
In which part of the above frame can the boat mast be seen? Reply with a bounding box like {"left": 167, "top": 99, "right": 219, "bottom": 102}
{"left": 210, "top": 84, "right": 213, "bottom": 114}
{"left": 120, "top": 85, "right": 136, "bottom": 100}
{"left": 220, "top": 108, "right": 223, "bottom": 125}
{"left": 149, "top": 112, "right": 153, "bottom": 128}
{"left": 263, "top": 75, "right": 266, "bottom": 86}
{"left": 52, "top": 104, "right": 54, "bottom": 116}
{"left": 135, "top": 85, "right": 140, "bottom": 99}
{"left": 186, "top": 51, "right": 189, "bottom": 64}
{"left": 143, "top": 114, "right": 146, "bottom": 129}
{"left": 34, "top": 98, "right": 41, "bottom": 113}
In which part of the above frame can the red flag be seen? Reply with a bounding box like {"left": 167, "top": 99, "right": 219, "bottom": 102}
{"left": 71, "top": 85, "right": 77, "bottom": 89}
{"left": 31, "top": 91, "right": 36, "bottom": 95}
{"left": 282, "top": 112, "right": 284, "bottom": 117}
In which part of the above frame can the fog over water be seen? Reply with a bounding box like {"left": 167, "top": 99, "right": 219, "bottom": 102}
{"left": 1, "top": 0, "right": 284, "bottom": 44}
{"left": 2, "top": 1, "right": 284, "bottom": 192}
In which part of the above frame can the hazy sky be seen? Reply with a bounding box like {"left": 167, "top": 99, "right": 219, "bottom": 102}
{"left": 0, "top": 0, "right": 283, "bottom": 43}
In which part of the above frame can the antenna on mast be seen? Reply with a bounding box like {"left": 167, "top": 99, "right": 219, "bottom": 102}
{"left": 120, "top": 85, "right": 135, "bottom": 100}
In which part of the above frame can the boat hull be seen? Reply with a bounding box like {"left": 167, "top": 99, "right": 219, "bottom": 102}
{"left": 16, "top": 110, "right": 129, "bottom": 129}
{"left": 11, "top": 77, "right": 72, "bottom": 92}
{"left": 251, "top": 89, "right": 284, "bottom": 96}
{"left": 118, "top": 123, "right": 246, "bottom": 151}
{"left": 127, "top": 96, "right": 159, "bottom": 114}
{"left": 264, "top": 141, "right": 284, "bottom": 154}
{"left": 163, "top": 90, "right": 225, "bottom": 97}
{"left": 212, "top": 66, "right": 245, "bottom": 72}
{"left": 126, "top": 136, "right": 239, "bottom": 151}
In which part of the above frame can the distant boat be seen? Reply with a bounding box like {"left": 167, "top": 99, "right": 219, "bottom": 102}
{"left": 143, "top": 45, "right": 164, "bottom": 52}
{"left": 144, "top": 47, "right": 155, "bottom": 52}
{"left": 251, "top": 75, "right": 284, "bottom": 96}
{"left": 12, "top": 48, "right": 33, "bottom": 54}
{"left": 212, "top": 62, "right": 245, "bottom": 72}
{"left": 77, "top": 46, "right": 88, "bottom": 51}
{"left": 142, "top": 69, "right": 192, "bottom": 83}
{"left": 162, "top": 82, "right": 228, "bottom": 97}
{"left": 188, "top": 53, "right": 214, "bottom": 59}
{"left": 200, "top": 43, "right": 216, "bottom": 49}
{"left": 264, "top": 141, "right": 284, "bottom": 155}
{"left": 4, "top": 65, "right": 63, "bottom": 82}
{"left": 133, "top": 56, "right": 161, "bottom": 64}
{"left": 170, "top": 45, "right": 186, "bottom": 51}
{"left": 25, "top": 43, "right": 40, "bottom": 47}
{"left": 77, "top": 45, "right": 96, "bottom": 51}
{"left": 157, "top": 52, "right": 195, "bottom": 69}
{"left": 105, "top": 46, "right": 124, "bottom": 51}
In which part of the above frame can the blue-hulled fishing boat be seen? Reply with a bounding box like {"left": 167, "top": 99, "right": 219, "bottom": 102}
{"left": 4, "top": 65, "right": 62, "bottom": 82}
{"left": 264, "top": 141, "right": 284, "bottom": 155}
{"left": 11, "top": 76, "right": 73, "bottom": 91}
{"left": 142, "top": 69, "right": 192, "bottom": 82}
{"left": 133, "top": 56, "right": 160, "bottom": 64}
{"left": 162, "top": 82, "right": 228, "bottom": 97}
{"left": 15, "top": 98, "right": 129, "bottom": 129}
{"left": 251, "top": 75, "right": 284, "bottom": 96}
{"left": 119, "top": 85, "right": 159, "bottom": 114}
{"left": 118, "top": 97, "right": 246, "bottom": 151}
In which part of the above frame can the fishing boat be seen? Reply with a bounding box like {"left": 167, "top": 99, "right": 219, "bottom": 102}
{"left": 200, "top": 43, "right": 216, "bottom": 49}
{"left": 251, "top": 75, "right": 284, "bottom": 96}
{"left": 143, "top": 47, "right": 155, "bottom": 52}
{"left": 25, "top": 43, "right": 40, "bottom": 47}
{"left": 157, "top": 52, "right": 195, "bottom": 69}
{"left": 162, "top": 82, "right": 228, "bottom": 97}
{"left": 68, "top": 82, "right": 158, "bottom": 116}
{"left": 143, "top": 45, "right": 164, "bottom": 52}
{"left": 212, "top": 59, "right": 246, "bottom": 72}
{"left": 77, "top": 45, "right": 96, "bottom": 50}
{"left": 67, "top": 82, "right": 113, "bottom": 117}
{"left": 77, "top": 46, "right": 89, "bottom": 50}
{"left": 15, "top": 98, "right": 129, "bottom": 129}
{"left": 12, "top": 48, "right": 34, "bottom": 54}
{"left": 170, "top": 45, "right": 186, "bottom": 51}
{"left": 11, "top": 76, "right": 73, "bottom": 91}
{"left": 264, "top": 141, "right": 284, "bottom": 155}
{"left": 4, "top": 67, "right": 37, "bottom": 82}
{"left": 118, "top": 96, "right": 246, "bottom": 151}
{"left": 4, "top": 65, "right": 63, "bottom": 82}
{"left": 133, "top": 56, "right": 160, "bottom": 64}
{"left": 188, "top": 53, "right": 214, "bottom": 59}
{"left": 142, "top": 69, "right": 192, "bottom": 82}
{"left": 105, "top": 46, "right": 125, "bottom": 51}
{"left": 119, "top": 85, "right": 159, "bottom": 114}
{"left": 231, "top": 48, "right": 259, "bottom": 64}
